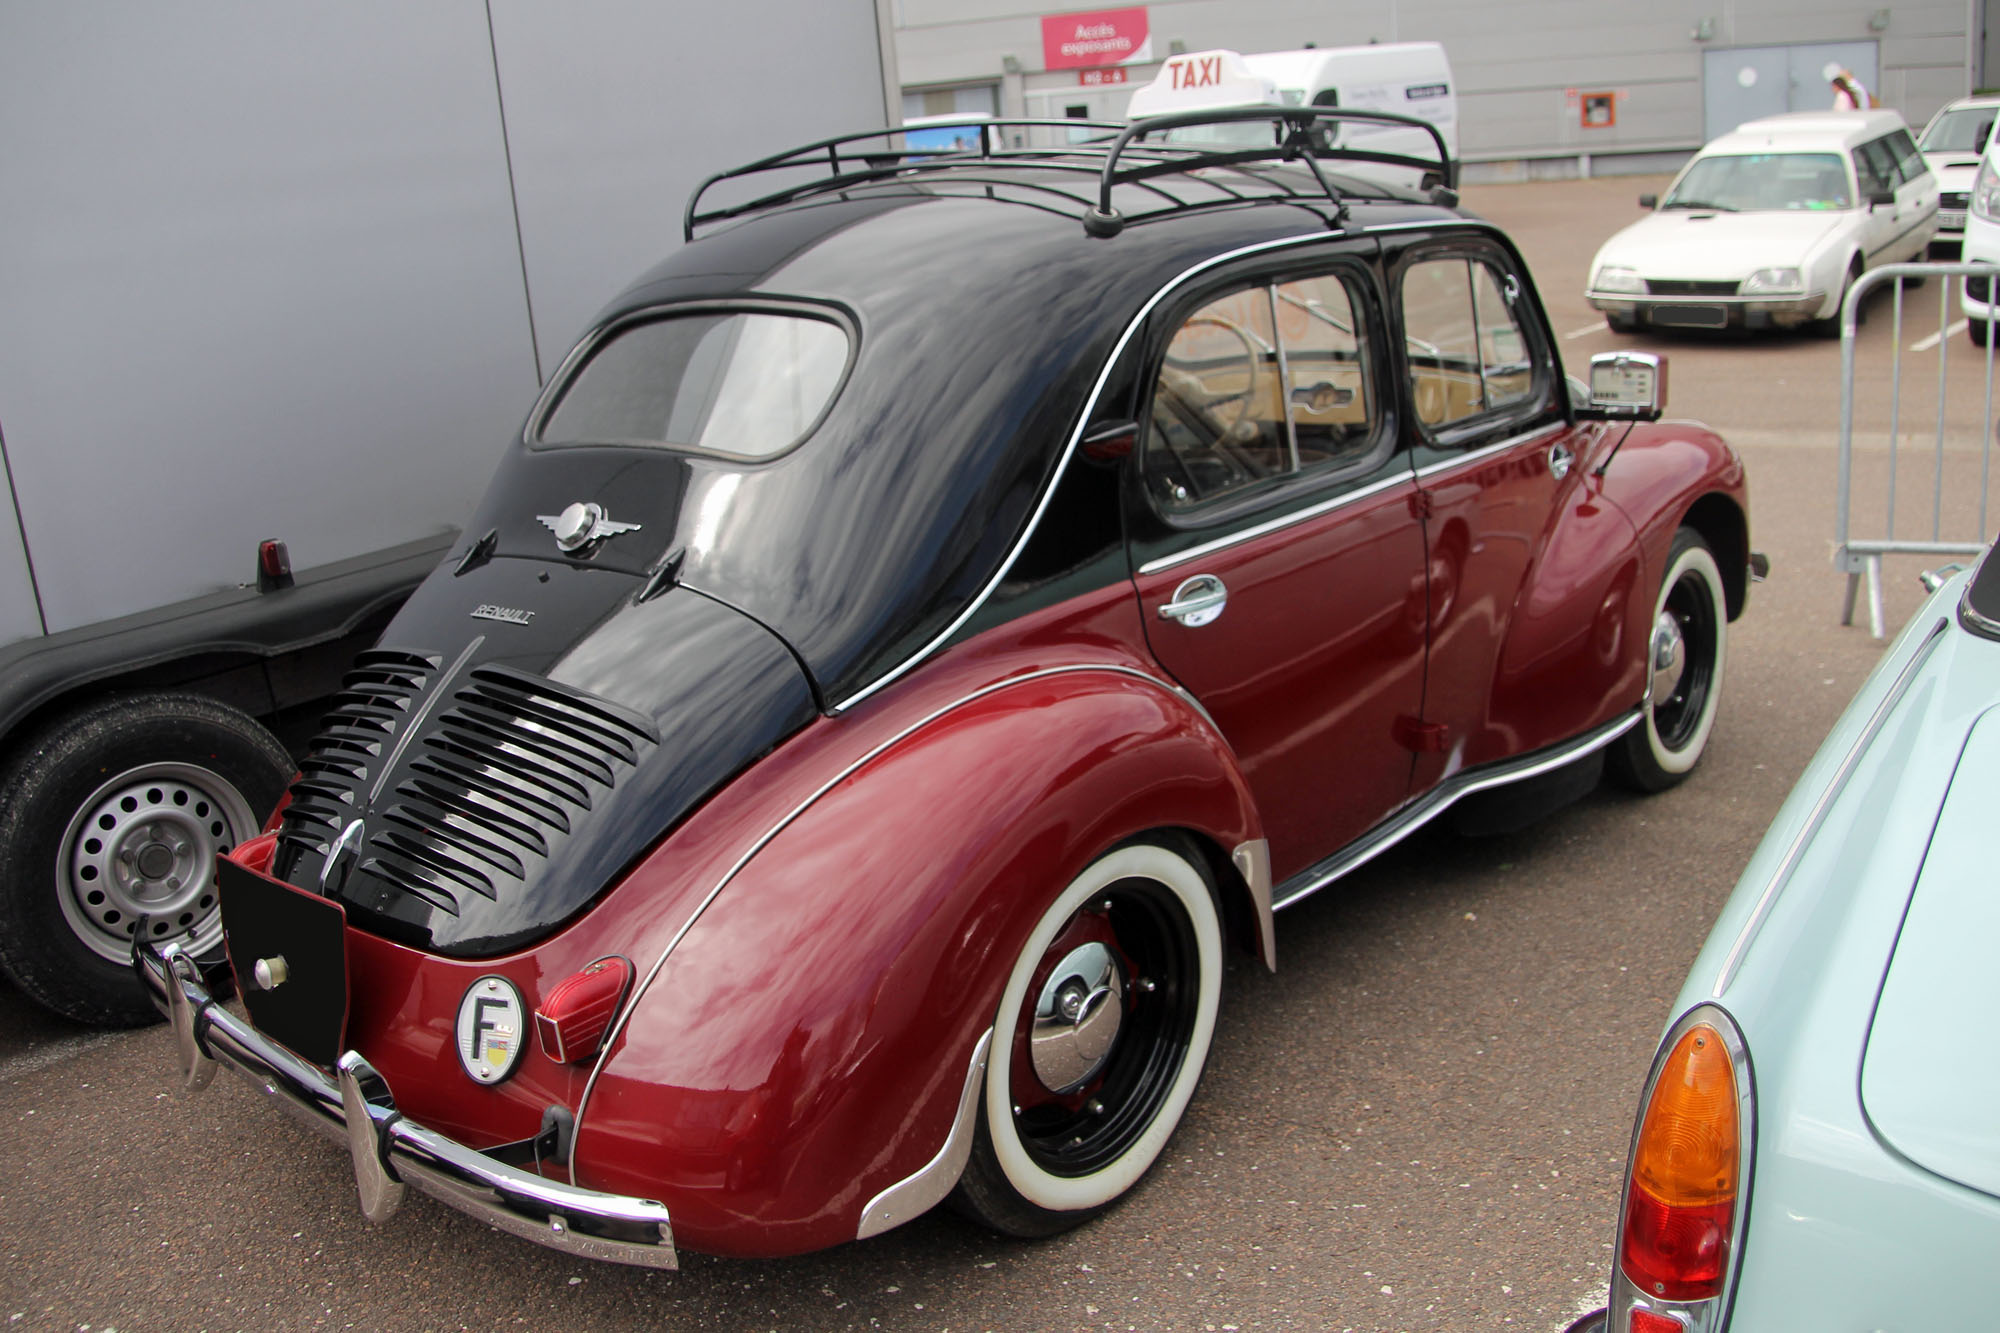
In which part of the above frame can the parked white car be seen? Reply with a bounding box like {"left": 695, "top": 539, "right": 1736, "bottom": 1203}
{"left": 1917, "top": 94, "right": 1999, "bottom": 254}
{"left": 1957, "top": 109, "right": 2000, "bottom": 346}
{"left": 1587, "top": 110, "right": 1937, "bottom": 336}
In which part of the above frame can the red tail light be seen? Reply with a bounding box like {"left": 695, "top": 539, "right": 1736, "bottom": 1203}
{"left": 535, "top": 956, "right": 634, "bottom": 1064}
{"left": 1628, "top": 1310, "right": 1682, "bottom": 1333}
{"left": 256, "top": 538, "right": 294, "bottom": 592}
{"left": 227, "top": 831, "right": 280, "bottom": 876}
{"left": 1620, "top": 1018, "right": 1742, "bottom": 1304}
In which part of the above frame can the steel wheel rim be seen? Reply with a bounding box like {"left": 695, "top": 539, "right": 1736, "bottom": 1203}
{"left": 1652, "top": 565, "right": 1719, "bottom": 752}
{"left": 1009, "top": 875, "right": 1200, "bottom": 1178}
{"left": 56, "top": 762, "right": 255, "bottom": 964}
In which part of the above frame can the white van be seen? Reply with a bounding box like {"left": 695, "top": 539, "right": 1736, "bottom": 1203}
{"left": 1125, "top": 43, "right": 1457, "bottom": 175}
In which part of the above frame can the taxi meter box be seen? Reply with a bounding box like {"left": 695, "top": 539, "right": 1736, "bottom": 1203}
{"left": 1127, "top": 44, "right": 1457, "bottom": 182}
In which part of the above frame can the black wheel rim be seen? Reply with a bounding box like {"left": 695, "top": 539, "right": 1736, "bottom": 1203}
{"left": 1654, "top": 566, "right": 1718, "bottom": 752}
{"left": 1012, "top": 876, "right": 1200, "bottom": 1177}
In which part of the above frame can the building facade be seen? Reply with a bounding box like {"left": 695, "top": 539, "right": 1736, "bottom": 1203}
{"left": 894, "top": 0, "right": 1986, "bottom": 179}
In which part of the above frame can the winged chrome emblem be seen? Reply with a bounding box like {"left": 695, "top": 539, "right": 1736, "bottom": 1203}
{"left": 536, "top": 502, "right": 641, "bottom": 553}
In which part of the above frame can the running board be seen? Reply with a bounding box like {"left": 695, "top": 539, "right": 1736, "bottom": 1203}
{"left": 1271, "top": 708, "right": 1643, "bottom": 912}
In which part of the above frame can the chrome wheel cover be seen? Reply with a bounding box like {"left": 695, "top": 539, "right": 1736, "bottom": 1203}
{"left": 1030, "top": 941, "right": 1126, "bottom": 1094}
{"left": 1648, "top": 610, "right": 1687, "bottom": 709}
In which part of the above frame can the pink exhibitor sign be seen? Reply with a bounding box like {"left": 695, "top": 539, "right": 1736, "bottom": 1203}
{"left": 1040, "top": 7, "right": 1152, "bottom": 71}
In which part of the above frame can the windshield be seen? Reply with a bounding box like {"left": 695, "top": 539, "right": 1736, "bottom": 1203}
{"left": 1921, "top": 106, "right": 1997, "bottom": 154}
{"left": 1662, "top": 152, "right": 1851, "bottom": 212}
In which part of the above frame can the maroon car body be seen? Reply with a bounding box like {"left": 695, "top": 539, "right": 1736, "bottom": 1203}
{"left": 142, "top": 114, "right": 1753, "bottom": 1266}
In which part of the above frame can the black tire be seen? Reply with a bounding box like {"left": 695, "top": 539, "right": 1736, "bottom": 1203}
{"left": 1606, "top": 312, "right": 1638, "bottom": 334}
{"left": 1608, "top": 528, "right": 1727, "bottom": 793}
{"left": 1811, "top": 259, "right": 1865, "bottom": 338}
{"left": 952, "top": 836, "right": 1223, "bottom": 1237}
{"left": 0, "top": 693, "right": 293, "bottom": 1026}
{"left": 1971, "top": 318, "right": 1992, "bottom": 348}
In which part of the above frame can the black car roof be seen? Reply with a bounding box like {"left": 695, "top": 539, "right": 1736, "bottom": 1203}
{"left": 523, "top": 123, "right": 1481, "bottom": 711}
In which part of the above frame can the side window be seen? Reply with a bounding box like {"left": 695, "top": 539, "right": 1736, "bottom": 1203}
{"left": 1145, "top": 272, "right": 1377, "bottom": 513}
{"left": 1887, "top": 130, "right": 1925, "bottom": 184}
{"left": 1401, "top": 255, "right": 1535, "bottom": 431}
{"left": 1854, "top": 140, "right": 1896, "bottom": 197}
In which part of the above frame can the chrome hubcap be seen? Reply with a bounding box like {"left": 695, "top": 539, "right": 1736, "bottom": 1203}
{"left": 58, "top": 763, "right": 254, "bottom": 964}
{"left": 1649, "top": 610, "right": 1687, "bottom": 709}
{"left": 1030, "top": 941, "right": 1125, "bottom": 1093}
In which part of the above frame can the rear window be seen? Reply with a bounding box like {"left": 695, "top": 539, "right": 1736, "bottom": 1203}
{"left": 538, "top": 310, "right": 850, "bottom": 460}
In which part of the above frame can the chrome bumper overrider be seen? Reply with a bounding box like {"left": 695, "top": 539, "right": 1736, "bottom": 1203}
{"left": 137, "top": 940, "right": 677, "bottom": 1269}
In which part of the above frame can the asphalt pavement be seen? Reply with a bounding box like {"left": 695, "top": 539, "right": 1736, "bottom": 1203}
{"left": 0, "top": 174, "right": 1972, "bottom": 1332}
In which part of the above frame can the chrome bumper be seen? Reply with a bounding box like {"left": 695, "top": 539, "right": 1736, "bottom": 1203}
{"left": 137, "top": 940, "right": 677, "bottom": 1269}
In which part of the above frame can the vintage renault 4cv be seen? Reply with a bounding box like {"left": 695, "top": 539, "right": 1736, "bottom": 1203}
{"left": 142, "top": 110, "right": 1756, "bottom": 1267}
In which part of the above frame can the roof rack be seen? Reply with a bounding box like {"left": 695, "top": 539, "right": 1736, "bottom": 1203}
{"left": 682, "top": 119, "right": 1126, "bottom": 240}
{"left": 680, "top": 108, "right": 1456, "bottom": 242}
{"left": 1083, "top": 107, "right": 1456, "bottom": 237}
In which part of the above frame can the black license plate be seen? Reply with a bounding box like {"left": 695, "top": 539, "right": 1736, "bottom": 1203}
{"left": 218, "top": 858, "right": 350, "bottom": 1067}
{"left": 1653, "top": 304, "right": 1728, "bottom": 329}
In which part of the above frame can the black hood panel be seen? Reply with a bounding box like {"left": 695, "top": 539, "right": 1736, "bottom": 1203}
{"left": 273, "top": 558, "right": 816, "bottom": 956}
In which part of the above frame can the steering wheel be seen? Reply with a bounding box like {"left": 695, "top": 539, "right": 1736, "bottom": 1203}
{"left": 1162, "top": 315, "right": 1262, "bottom": 432}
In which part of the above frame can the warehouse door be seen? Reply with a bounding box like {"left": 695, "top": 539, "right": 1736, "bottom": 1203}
{"left": 1703, "top": 42, "right": 1879, "bottom": 141}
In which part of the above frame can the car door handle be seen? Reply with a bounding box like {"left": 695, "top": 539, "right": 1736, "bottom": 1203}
{"left": 1159, "top": 574, "right": 1227, "bottom": 627}
{"left": 1548, "top": 442, "right": 1575, "bottom": 480}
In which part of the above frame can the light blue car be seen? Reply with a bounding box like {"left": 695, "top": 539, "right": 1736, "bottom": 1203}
{"left": 1574, "top": 548, "right": 2000, "bottom": 1333}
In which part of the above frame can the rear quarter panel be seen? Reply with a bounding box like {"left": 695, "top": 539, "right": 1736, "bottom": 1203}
{"left": 574, "top": 665, "right": 1259, "bottom": 1257}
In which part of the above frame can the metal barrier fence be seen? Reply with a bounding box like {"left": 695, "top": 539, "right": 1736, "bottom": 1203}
{"left": 1836, "top": 261, "right": 2000, "bottom": 636}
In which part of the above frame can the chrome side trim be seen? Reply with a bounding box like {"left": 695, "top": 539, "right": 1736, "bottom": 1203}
{"left": 1272, "top": 708, "right": 1641, "bottom": 911}
{"left": 137, "top": 942, "right": 679, "bottom": 1269}
{"left": 834, "top": 217, "right": 1500, "bottom": 713}
{"left": 576, "top": 662, "right": 1232, "bottom": 1143}
{"left": 856, "top": 1028, "right": 993, "bottom": 1240}
{"left": 1710, "top": 616, "right": 1950, "bottom": 997}
{"left": 1412, "top": 424, "right": 1568, "bottom": 483}
{"left": 1231, "top": 838, "right": 1275, "bottom": 972}
{"left": 1136, "top": 470, "right": 1415, "bottom": 576}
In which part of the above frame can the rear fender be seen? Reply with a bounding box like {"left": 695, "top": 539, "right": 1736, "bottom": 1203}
{"left": 570, "top": 665, "right": 1261, "bottom": 1257}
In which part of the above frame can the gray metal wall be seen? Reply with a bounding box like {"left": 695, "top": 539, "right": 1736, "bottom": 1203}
{"left": 894, "top": 1, "right": 1973, "bottom": 169}
{"left": 0, "top": 1, "right": 893, "bottom": 642}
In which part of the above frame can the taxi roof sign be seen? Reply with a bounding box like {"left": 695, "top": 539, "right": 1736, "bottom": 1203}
{"left": 1127, "top": 50, "right": 1280, "bottom": 119}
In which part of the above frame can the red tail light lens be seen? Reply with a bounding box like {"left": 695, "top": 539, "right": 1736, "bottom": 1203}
{"left": 535, "top": 956, "right": 634, "bottom": 1064}
{"left": 1620, "top": 1020, "right": 1741, "bottom": 1303}
{"left": 1629, "top": 1310, "right": 1683, "bottom": 1333}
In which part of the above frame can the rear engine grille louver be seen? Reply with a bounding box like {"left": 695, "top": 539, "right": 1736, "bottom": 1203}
{"left": 364, "top": 667, "right": 659, "bottom": 919}
{"left": 278, "top": 649, "right": 439, "bottom": 854}
{"left": 277, "top": 654, "right": 659, "bottom": 929}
